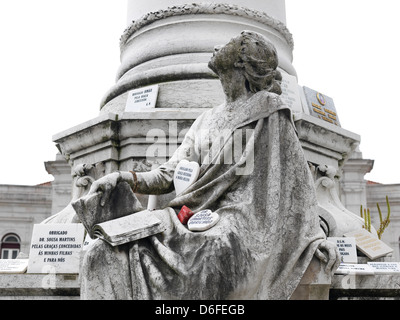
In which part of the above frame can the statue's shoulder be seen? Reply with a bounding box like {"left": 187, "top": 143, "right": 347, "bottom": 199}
{"left": 250, "top": 91, "right": 286, "bottom": 112}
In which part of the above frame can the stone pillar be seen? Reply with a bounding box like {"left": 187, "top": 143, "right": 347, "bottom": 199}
{"left": 340, "top": 148, "right": 374, "bottom": 215}
{"left": 44, "top": 153, "right": 73, "bottom": 214}
{"left": 101, "top": 0, "right": 295, "bottom": 114}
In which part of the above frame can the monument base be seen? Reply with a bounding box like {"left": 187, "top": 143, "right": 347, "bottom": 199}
{"left": 0, "top": 273, "right": 79, "bottom": 300}
{"left": 2, "top": 256, "right": 399, "bottom": 300}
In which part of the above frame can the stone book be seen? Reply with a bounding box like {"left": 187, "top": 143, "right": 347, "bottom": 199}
{"left": 90, "top": 210, "right": 165, "bottom": 246}
{"left": 72, "top": 182, "right": 165, "bottom": 246}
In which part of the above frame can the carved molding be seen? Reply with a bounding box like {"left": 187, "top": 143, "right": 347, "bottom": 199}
{"left": 121, "top": 3, "right": 294, "bottom": 50}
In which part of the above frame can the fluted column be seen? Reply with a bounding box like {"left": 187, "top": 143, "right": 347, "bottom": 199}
{"left": 101, "top": 1, "right": 295, "bottom": 113}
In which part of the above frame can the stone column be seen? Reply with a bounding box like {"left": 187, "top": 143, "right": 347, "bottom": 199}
{"left": 101, "top": 0, "right": 295, "bottom": 114}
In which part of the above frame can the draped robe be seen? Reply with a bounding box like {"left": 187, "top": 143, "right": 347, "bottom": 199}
{"left": 80, "top": 90, "right": 325, "bottom": 300}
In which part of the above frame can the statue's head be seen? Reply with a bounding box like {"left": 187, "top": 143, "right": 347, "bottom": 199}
{"left": 208, "top": 30, "right": 282, "bottom": 95}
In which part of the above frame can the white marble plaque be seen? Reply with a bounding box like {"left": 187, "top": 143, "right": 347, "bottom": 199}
{"left": 335, "top": 263, "right": 375, "bottom": 275}
{"left": 187, "top": 210, "right": 220, "bottom": 232}
{"left": 327, "top": 237, "right": 358, "bottom": 264}
{"left": 367, "top": 262, "right": 400, "bottom": 274}
{"left": 125, "top": 84, "right": 159, "bottom": 111}
{"left": 344, "top": 229, "right": 393, "bottom": 260}
{"left": 280, "top": 73, "right": 302, "bottom": 113}
{"left": 0, "top": 259, "right": 29, "bottom": 274}
{"left": 173, "top": 160, "right": 200, "bottom": 195}
{"left": 27, "top": 224, "right": 85, "bottom": 274}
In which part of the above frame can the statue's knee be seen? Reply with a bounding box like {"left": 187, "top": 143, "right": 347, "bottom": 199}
{"left": 83, "top": 240, "right": 108, "bottom": 268}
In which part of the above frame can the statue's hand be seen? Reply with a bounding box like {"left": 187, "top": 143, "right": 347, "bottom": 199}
{"left": 88, "top": 172, "right": 121, "bottom": 207}
{"left": 314, "top": 240, "right": 341, "bottom": 274}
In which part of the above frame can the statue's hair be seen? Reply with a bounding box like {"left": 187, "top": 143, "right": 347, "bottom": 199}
{"left": 236, "top": 31, "right": 282, "bottom": 95}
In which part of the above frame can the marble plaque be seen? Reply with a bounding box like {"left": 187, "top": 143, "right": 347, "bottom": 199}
{"left": 344, "top": 229, "right": 394, "bottom": 260}
{"left": 367, "top": 262, "right": 400, "bottom": 274}
{"left": 303, "top": 86, "right": 341, "bottom": 126}
{"left": 187, "top": 210, "right": 220, "bottom": 232}
{"left": 0, "top": 259, "right": 29, "bottom": 274}
{"left": 173, "top": 160, "right": 200, "bottom": 195}
{"left": 125, "top": 84, "right": 159, "bottom": 111}
{"left": 280, "top": 73, "right": 302, "bottom": 113}
{"left": 328, "top": 237, "right": 358, "bottom": 264}
{"left": 335, "top": 263, "right": 375, "bottom": 275}
{"left": 27, "top": 224, "right": 85, "bottom": 274}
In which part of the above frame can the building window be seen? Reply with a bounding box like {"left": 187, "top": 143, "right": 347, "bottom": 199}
{"left": 1, "top": 234, "right": 21, "bottom": 259}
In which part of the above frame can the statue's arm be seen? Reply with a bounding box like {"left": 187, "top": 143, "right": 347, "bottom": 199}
{"left": 88, "top": 116, "right": 201, "bottom": 204}
{"left": 134, "top": 126, "right": 198, "bottom": 195}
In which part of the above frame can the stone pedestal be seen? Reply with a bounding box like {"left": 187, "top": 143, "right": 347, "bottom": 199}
{"left": 0, "top": 274, "right": 79, "bottom": 300}
{"left": 290, "top": 258, "right": 332, "bottom": 300}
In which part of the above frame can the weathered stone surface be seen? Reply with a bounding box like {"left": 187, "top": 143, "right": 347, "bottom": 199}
{"left": 77, "top": 31, "right": 339, "bottom": 300}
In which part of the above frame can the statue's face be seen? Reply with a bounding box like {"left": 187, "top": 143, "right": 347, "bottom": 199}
{"left": 208, "top": 36, "right": 241, "bottom": 76}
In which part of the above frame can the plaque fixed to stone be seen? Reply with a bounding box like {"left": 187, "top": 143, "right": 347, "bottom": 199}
{"left": 280, "top": 73, "right": 302, "bottom": 113}
{"left": 303, "top": 86, "right": 341, "bottom": 126}
{"left": 367, "top": 262, "right": 400, "bottom": 274}
{"left": 27, "top": 224, "right": 85, "bottom": 274}
{"left": 344, "top": 229, "right": 394, "bottom": 260}
{"left": 335, "top": 263, "right": 375, "bottom": 275}
{"left": 173, "top": 160, "right": 200, "bottom": 195}
{"left": 187, "top": 210, "right": 220, "bottom": 232}
{"left": 327, "top": 237, "right": 358, "bottom": 264}
{"left": 0, "top": 259, "right": 29, "bottom": 274}
{"left": 125, "top": 84, "right": 159, "bottom": 111}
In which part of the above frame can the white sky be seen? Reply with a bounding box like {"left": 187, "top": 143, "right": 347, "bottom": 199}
{"left": 0, "top": 0, "right": 399, "bottom": 186}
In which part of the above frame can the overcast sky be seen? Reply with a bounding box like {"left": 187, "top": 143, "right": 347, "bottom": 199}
{"left": 0, "top": 1, "right": 399, "bottom": 186}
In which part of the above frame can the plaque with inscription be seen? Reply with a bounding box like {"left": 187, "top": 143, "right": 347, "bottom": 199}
{"left": 327, "top": 237, "right": 358, "bottom": 264}
{"left": 335, "top": 263, "right": 375, "bottom": 275}
{"left": 303, "top": 86, "right": 341, "bottom": 126}
{"left": 27, "top": 224, "right": 85, "bottom": 274}
{"left": 0, "top": 259, "right": 29, "bottom": 274}
{"left": 280, "top": 73, "right": 302, "bottom": 113}
{"left": 344, "top": 229, "right": 393, "bottom": 260}
{"left": 187, "top": 210, "right": 220, "bottom": 232}
{"left": 367, "top": 262, "right": 400, "bottom": 274}
{"left": 173, "top": 160, "right": 200, "bottom": 195}
{"left": 125, "top": 84, "right": 159, "bottom": 111}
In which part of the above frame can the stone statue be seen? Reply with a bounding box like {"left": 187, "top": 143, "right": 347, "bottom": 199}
{"left": 76, "top": 31, "right": 340, "bottom": 300}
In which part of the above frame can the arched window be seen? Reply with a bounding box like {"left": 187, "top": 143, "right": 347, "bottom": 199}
{"left": 1, "top": 234, "right": 21, "bottom": 259}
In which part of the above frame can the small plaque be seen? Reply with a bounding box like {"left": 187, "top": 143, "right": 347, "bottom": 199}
{"left": 27, "top": 224, "right": 85, "bottom": 274}
{"left": 173, "top": 160, "right": 200, "bottom": 195}
{"left": 280, "top": 73, "right": 302, "bottom": 113}
{"left": 303, "top": 86, "right": 341, "bottom": 126}
{"left": 344, "top": 229, "right": 394, "bottom": 260}
{"left": 125, "top": 84, "right": 159, "bottom": 111}
{"left": 0, "top": 259, "right": 29, "bottom": 274}
{"left": 367, "top": 262, "right": 400, "bottom": 274}
{"left": 187, "top": 210, "right": 220, "bottom": 232}
{"left": 335, "top": 263, "right": 375, "bottom": 275}
{"left": 328, "top": 237, "right": 358, "bottom": 264}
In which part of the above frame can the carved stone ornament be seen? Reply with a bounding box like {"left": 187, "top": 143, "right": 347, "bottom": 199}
{"left": 120, "top": 3, "right": 294, "bottom": 49}
{"left": 314, "top": 165, "right": 370, "bottom": 237}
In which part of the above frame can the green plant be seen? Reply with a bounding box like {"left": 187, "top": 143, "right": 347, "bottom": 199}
{"left": 360, "top": 206, "right": 371, "bottom": 233}
{"left": 360, "top": 196, "right": 391, "bottom": 240}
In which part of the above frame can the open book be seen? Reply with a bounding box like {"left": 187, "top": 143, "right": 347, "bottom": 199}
{"left": 72, "top": 182, "right": 165, "bottom": 246}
